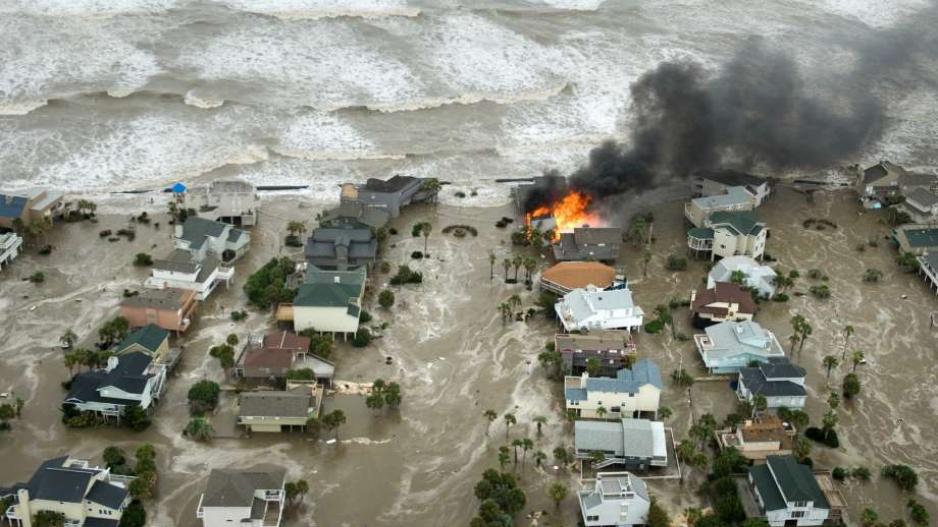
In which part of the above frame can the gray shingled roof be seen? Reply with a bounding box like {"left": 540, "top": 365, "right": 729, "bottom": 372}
{"left": 26, "top": 457, "right": 96, "bottom": 504}
{"left": 201, "top": 468, "right": 286, "bottom": 508}
{"left": 239, "top": 390, "right": 311, "bottom": 418}
{"left": 566, "top": 359, "right": 662, "bottom": 402}
{"left": 86, "top": 480, "right": 128, "bottom": 509}
{"left": 121, "top": 288, "right": 190, "bottom": 310}
{"left": 179, "top": 217, "right": 227, "bottom": 249}
{"left": 766, "top": 455, "right": 829, "bottom": 508}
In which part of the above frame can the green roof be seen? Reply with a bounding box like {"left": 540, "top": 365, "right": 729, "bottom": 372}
{"left": 688, "top": 227, "right": 714, "bottom": 240}
{"left": 750, "top": 464, "right": 786, "bottom": 512}
{"left": 709, "top": 211, "right": 763, "bottom": 235}
{"left": 294, "top": 266, "right": 366, "bottom": 308}
{"left": 900, "top": 227, "right": 938, "bottom": 248}
{"left": 766, "top": 455, "right": 828, "bottom": 508}
{"left": 115, "top": 324, "right": 169, "bottom": 354}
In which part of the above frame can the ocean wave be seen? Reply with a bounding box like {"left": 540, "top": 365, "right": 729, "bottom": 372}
{"left": 0, "top": 99, "right": 49, "bottom": 115}
{"left": 183, "top": 90, "right": 225, "bottom": 109}
{"left": 219, "top": 0, "right": 421, "bottom": 20}
{"left": 360, "top": 80, "right": 569, "bottom": 113}
{"left": 270, "top": 145, "right": 407, "bottom": 162}
{"left": 0, "top": 0, "right": 178, "bottom": 18}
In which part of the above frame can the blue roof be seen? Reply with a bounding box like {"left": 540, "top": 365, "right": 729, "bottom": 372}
{"left": 566, "top": 388, "right": 588, "bottom": 402}
{"left": 0, "top": 194, "right": 28, "bottom": 219}
{"left": 171, "top": 182, "right": 187, "bottom": 193}
{"left": 566, "top": 359, "right": 662, "bottom": 400}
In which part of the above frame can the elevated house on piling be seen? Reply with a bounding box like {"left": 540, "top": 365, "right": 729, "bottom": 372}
{"left": 687, "top": 211, "right": 767, "bottom": 262}
{"left": 0, "top": 232, "right": 23, "bottom": 271}
{"left": 196, "top": 467, "right": 286, "bottom": 527}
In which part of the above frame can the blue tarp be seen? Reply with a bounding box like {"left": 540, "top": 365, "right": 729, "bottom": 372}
{"left": 170, "top": 182, "right": 187, "bottom": 193}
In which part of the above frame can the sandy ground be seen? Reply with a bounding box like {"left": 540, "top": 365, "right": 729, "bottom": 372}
{"left": 0, "top": 187, "right": 936, "bottom": 526}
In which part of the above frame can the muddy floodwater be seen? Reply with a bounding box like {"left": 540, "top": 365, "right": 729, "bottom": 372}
{"left": 1, "top": 187, "right": 936, "bottom": 526}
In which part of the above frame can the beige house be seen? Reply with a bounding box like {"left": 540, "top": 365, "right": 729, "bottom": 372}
{"left": 120, "top": 288, "right": 198, "bottom": 334}
{"left": 291, "top": 265, "right": 366, "bottom": 337}
{"left": 684, "top": 186, "right": 756, "bottom": 228}
{"left": 688, "top": 211, "right": 767, "bottom": 261}
{"left": 564, "top": 359, "right": 662, "bottom": 419}
{"left": 113, "top": 324, "right": 171, "bottom": 361}
{"left": 717, "top": 416, "right": 796, "bottom": 461}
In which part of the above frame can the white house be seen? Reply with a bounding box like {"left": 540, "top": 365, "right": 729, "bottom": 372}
{"left": 174, "top": 216, "right": 250, "bottom": 264}
{"left": 555, "top": 285, "right": 644, "bottom": 332}
{"left": 292, "top": 265, "right": 366, "bottom": 337}
{"left": 707, "top": 255, "right": 777, "bottom": 298}
{"left": 2, "top": 456, "right": 132, "bottom": 527}
{"left": 145, "top": 250, "right": 234, "bottom": 301}
{"left": 749, "top": 455, "right": 830, "bottom": 526}
{"left": 574, "top": 419, "right": 668, "bottom": 471}
{"left": 736, "top": 357, "right": 807, "bottom": 409}
{"left": 901, "top": 187, "right": 938, "bottom": 223}
{"left": 691, "top": 171, "right": 771, "bottom": 206}
{"left": 196, "top": 467, "right": 286, "bottom": 527}
{"left": 684, "top": 186, "right": 757, "bottom": 228}
{"left": 577, "top": 472, "right": 651, "bottom": 527}
{"left": 64, "top": 352, "right": 167, "bottom": 420}
{"left": 688, "top": 211, "right": 767, "bottom": 261}
{"left": 694, "top": 320, "right": 786, "bottom": 374}
{"left": 565, "top": 359, "right": 662, "bottom": 419}
{"left": 194, "top": 179, "right": 259, "bottom": 227}
{"left": 0, "top": 232, "right": 23, "bottom": 271}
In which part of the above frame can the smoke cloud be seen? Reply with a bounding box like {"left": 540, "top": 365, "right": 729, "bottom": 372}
{"left": 569, "top": 39, "right": 886, "bottom": 197}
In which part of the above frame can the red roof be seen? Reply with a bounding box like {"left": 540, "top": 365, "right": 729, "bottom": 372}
{"left": 691, "top": 282, "right": 757, "bottom": 317}
{"left": 262, "top": 331, "right": 310, "bottom": 352}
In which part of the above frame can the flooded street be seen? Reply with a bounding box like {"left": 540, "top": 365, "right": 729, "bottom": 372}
{"left": 1, "top": 186, "right": 936, "bottom": 525}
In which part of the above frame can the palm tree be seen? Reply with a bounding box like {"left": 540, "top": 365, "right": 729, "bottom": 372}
{"left": 502, "top": 258, "right": 510, "bottom": 282}
{"left": 498, "top": 446, "right": 510, "bottom": 470}
{"left": 522, "top": 256, "right": 537, "bottom": 284}
{"left": 483, "top": 409, "right": 497, "bottom": 434}
{"left": 420, "top": 178, "right": 441, "bottom": 203}
{"left": 498, "top": 303, "right": 512, "bottom": 324}
{"left": 533, "top": 415, "right": 547, "bottom": 438}
{"left": 503, "top": 413, "right": 516, "bottom": 439}
{"left": 822, "top": 355, "right": 839, "bottom": 381}
{"left": 821, "top": 409, "right": 838, "bottom": 440}
{"left": 419, "top": 222, "right": 432, "bottom": 254}
{"left": 60, "top": 329, "right": 78, "bottom": 350}
{"left": 508, "top": 294, "right": 522, "bottom": 314}
{"left": 547, "top": 482, "right": 567, "bottom": 509}
{"left": 533, "top": 450, "right": 547, "bottom": 468}
{"left": 642, "top": 249, "right": 651, "bottom": 278}
{"left": 798, "top": 319, "right": 813, "bottom": 353}
{"left": 286, "top": 220, "right": 306, "bottom": 237}
{"left": 851, "top": 350, "right": 864, "bottom": 372}
{"left": 787, "top": 333, "right": 800, "bottom": 355}
{"left": 553, "top": 446, "right": 572, "bottom": 467}
{"left": 184, "top": 417, "right": 214, "bottom": 442}
{"left": 752, "top": 394, "right": 767, "bottom": 418}
{"left": 520, "top": 438, "right": 533, "bottom": 471}
{"left": 511, "top": 438, "right": 522, "bottom": 465}
{"left": 657, "top": 406, "right": 672, "bottom": 420}
{"left": 322, "top": 409, "right": 347, "bottom": 439}
{"left": 841, "top": 325, "right": 854, "bottom": 361}
{"left": 511, "top": 255, "right": 523, "bottom": 282}
{"left": 488, "top": 252, "right": 496, "bottom": 280}
{"left": 596, "top": 406, "right": 607, "bottom": 419}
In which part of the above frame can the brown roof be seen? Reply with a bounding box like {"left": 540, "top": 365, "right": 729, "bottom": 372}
{"left": 740, "top": 415, "right": 791, "bottom": 445}
{"left": 541, "top": 262, "right": 616, "bottom": 290}
{"left": 691, "top": 281, "right": 757, "bottom": 317}
{"left": 555, "top": 331, "right": 630, "bottom": 352}
{"left": 262, "top": 331, "right": 310, "bottom": 352}
{"left": 242, "top": 348, "right": 294, "bottom": 370}
{"left": 121, "top": 288, "right": 194, "bottom": 310}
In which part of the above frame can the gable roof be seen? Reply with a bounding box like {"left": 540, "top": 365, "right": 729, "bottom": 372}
{"left": 115, "top": 324, "right": 169, "bottom": 354}
{"left": 25, "top": 457, "right": 97, "bottom": 504}
{"left": 294, "top": 266, "right": 366, "bottom": 308}
{"left": 66, "top": 352, "right": 154, "bottom": 403}
{"left": 708, "top": 211, "right": 763, "bottom": 236}
{"left": 692, "top": 282, "right": 757, "bottom": 316}
{"left": 201, "top": 468, "right": 286, "bottom": 508}
{"left": 766, "top": 455, "right": 829, "bottom": 508}
{"left": 239, "top": 390, "right": 311, "bottom": 418}
{"left": 906, "top": 187, "right": 938, "bottom": 209}
{"left": 85, "top": 480, "right": 128, "bottom": 509}
{"left": 582, "top": 359, "right": 663, "bottom": 394}
{"left": 0, "top": 194, "right": 28, "bottom": 219}
{"left": 179, "top": 217, "right": 228, "bottom": 249}
{"left": 691, "top": 186, "right": 754, "bottom": 210}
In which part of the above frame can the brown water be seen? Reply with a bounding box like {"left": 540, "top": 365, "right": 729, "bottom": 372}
{"left": 1, "top": 188, "right": 935, "bottom": 526}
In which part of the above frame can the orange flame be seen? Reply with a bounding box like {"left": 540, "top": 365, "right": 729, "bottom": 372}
{"left": 525, "top": 191, "right": 602, "bottom": 240}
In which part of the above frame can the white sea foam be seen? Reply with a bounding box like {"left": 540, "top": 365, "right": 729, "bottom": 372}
{"left": 0, "top": 0, "right": 177, "bottom": 17}
{"left": 0, "top": 99, "right": 48, "bottom": 115}
{"left": 183, "top": 90, "right": 226, "bottom": 109}
{"left": 798, "top": 0, "right": 931, "bottom": 29}
{"left": 538, "top": 0, "right": 605, "bottom": 9}
{"left": 219, "top": 0, "right": 420, "bottom": 20}
{"left": 271, "top": 110, "right": 400, "bottom": 161}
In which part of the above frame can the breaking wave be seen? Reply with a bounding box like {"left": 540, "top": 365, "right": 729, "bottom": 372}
{"left": 0, "top": 99, "right": 49, "bottom": 115}
{"left": 219, "top": 0, "right": 421, "bottom": 20}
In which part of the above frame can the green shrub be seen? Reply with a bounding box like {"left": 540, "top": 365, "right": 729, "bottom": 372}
{"left": 243, "top": 257, "right": 296, "bottom": 308}
{"left": 378, "top": 289, "right": 395, "bottom": 309}
{"left": 29, "top": 272, "right": 45, "bottom": 284}
{"left": 187, "top": 380, "right": 221, "bottom": 416}
{"left": 832, "top": 467, "right": 848, "bottom": 480}
{"left": 352, "top": 328, "right": 372, "bottom": 348}
{"left": 665, "top": 255, "right": 688, "bottom": 271}
{"left": 805, "top": 426, "right": 839, "bottom": 448}
{"left": 133, "top": 253, "right": 153, "bottom": 266}
{"left": 390, "top": 265, "right": 422, "bottom": 286}
{"left": 882, "top": 464, "right": 918, "bottom": 491}
{"left": 772, "top": 293, "right": 789, "bottom": 302}
{"left": 644, "top": 319, "right": 664, "bottom": 334}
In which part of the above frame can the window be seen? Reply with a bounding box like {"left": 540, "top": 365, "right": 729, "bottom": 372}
{"left": 587, "top": 515, "right": 599, "bottom": 521}
{"left": 791, "top": 511, "right": 806, "bottom": 518}
{"left": 793, "top": 501, "right": 808, "bottom": 508}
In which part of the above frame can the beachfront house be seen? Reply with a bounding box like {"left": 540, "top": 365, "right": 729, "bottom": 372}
{"left": 892, "top": 224, "right": 938, "bottom": 256}
{"left": 237, "top": 384, "right": 322, "bottom": 433}
{"left": 577, "top": 472, "right": 651, "bottom": 527}
{"left": 320, "top": 201, "right": 391, "bottom": 229}
{"left": 64, "top": 352, "right": 167, "bottom": 420}
{"left": 685, "top": 186, "right": 757, "bottom": 228}
{"left": 195, "top": 179, "right": 259, "bottom": 227}
{"left": 174, "top": 216, "right": 250, "bottom": 264}
{"left": 0, "top": 232, "right": 23, "bottom": 271}
{"left": 707, "top": 255, "right": 777, "bottom": 298}
{"left": 555, "top": 331, "right": 636, "bottom": 375}
{"left": 555, "top": 285, "right": 644, "bottom": 333}
{"left": 540, "top": 261, "right": 617, "bottom": 296}
{"left": 0, "top": 189, "right": 64, "bottom": 230}
{"left": 691, "top": 170, "right": 771, "bottom": 206}
{"left": 736, "top": 357, "right": 807, "bottom": 409}
{"left": 716, "top": 415, "right": 796, "bottom": 461}
{"left": 553, "top": 227, "right": 623, "bottom": 263}
{"left": 690, "top": 281, "right": 757, "bottom": 327}
{"left": 145, "top": 250, "right": 234, "bottom": 301}
{"left": 574, "top": 419, "right": 668, "bottom": 471}
{"left": 918, "top": 252, "right": 938, "bottom": 296}
{"left": 748, "top": 455, "right": 830, "bottom": 527}
{"left": 687, "top": 211, "right": 767, "bottom": 262}
{"left": 339, "top": 175, "right": 437, "bottom": 218}
{"left": 196, "top": 467, "right": 286, "bottom": 527}
{"left": 901, "top": 187, "right": 938, "bottom": 224}
{"left": 565, "top": 359, "right": 662, "bottom": 419}
{"left": 235, "top": 331, "right": 335, "bottom": 387}
{"left": 694, "top": 320, "right": 786, "bottom": 374}
{"left": 113, "top": 324, "right": 171, "bottom": 360}
{"left": 120, "top": 288, "right": 198, "bottom": 335}
{"left": 1, "top": 455, "right": 132, "bottom": 527}
{"left": 292, "top": 265, "right": 366, "bottom": 338}
{"left": 304, "top": 219, "right": 377, "bottom": 271}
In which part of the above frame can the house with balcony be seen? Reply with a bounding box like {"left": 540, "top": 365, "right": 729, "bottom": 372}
{"left": 1, "top": 455, "right": 132, "bottom": 527}
{"left": 174, "top": 216, "right": 250, "bottom": 264}
{"left": 555, "top": 331, "right": 636, "bottom": 375}
{"left": 736, "top": 357, "right": 807, "bottom": 409}
{"left": 685, "top": 186, "right": 757, "bottom": 228}
{"left": 688, "top": 211, "right": 767, "bottom": 262}
{"left": 338, "top": 175, "right": 437, "bottom": 218}
{"left": 691, "top": 170, "right": 771, "bottom": 206}
{"left": 238, "top": 384, "right": 322, "bottom": 433}
{"left": 707, "top": 255, "right": 777, "bottom": 298}
{"left": 540, "top": 261, "right": 617, "bottom": 296}
{"left": 291, "top": 265, "right": 366, "bottom": 338}
{"left": 235, "top": 331, "right": 335, "bottom": 387}
{"left": 565, "top": 359, "right": 662, "bottom": 419}
{"left": 577, "top": 472, "right": 651, "bottom": 527}
{"left": 717, "top": 415, "right": 796, "bottom": 461}
{"left": 145, "top": 250, "right": 234, "bottom": 301}
{"left": 120, "top": 288, "right": 197, "bottom": 335}
{"left": 574, "top": 419, "right": 668, "bottom": 471}
{"left": 196, "top": 467, "right": 286, "bottom": 527}
{"left": 918, "top": 252, "right": 938, "bottom": 296}
{"left": 690, "top": 281, "right": 757, "bottom": 328}
{"left": 556, "top": 285, "right": 644, "bottom": 333}
{"left": 0, "top": 188, "right": 64, "bottom": 230}
{"left": 113, "top": 324, "right": 171, "bottom": 360}
{"left": 63, "top": 351, "right": 168, "bottom": 420}
{"left": 304, "top": 219, "right": 377, "bottom": 271}
{"left": 747, "top": 455, "right": 830, "bottom": 526}
{"left": 900, "top": 187, "right": 938, "bottom": 223}
{"left": 0, "top": 232, "right": 23, "bottom": 271}
{"left": 195, "top": 179, "right": 259, "bottom": 227}
{"left": 694, "top": 320, "right": 786, "bottom": 374}
{"left": 553, "top": 227, "right": 623, "bottom": 263}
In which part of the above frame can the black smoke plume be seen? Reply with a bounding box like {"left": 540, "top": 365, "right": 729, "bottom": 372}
{"left": 569, "top": 39, "right": 885, "bottom": 197}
